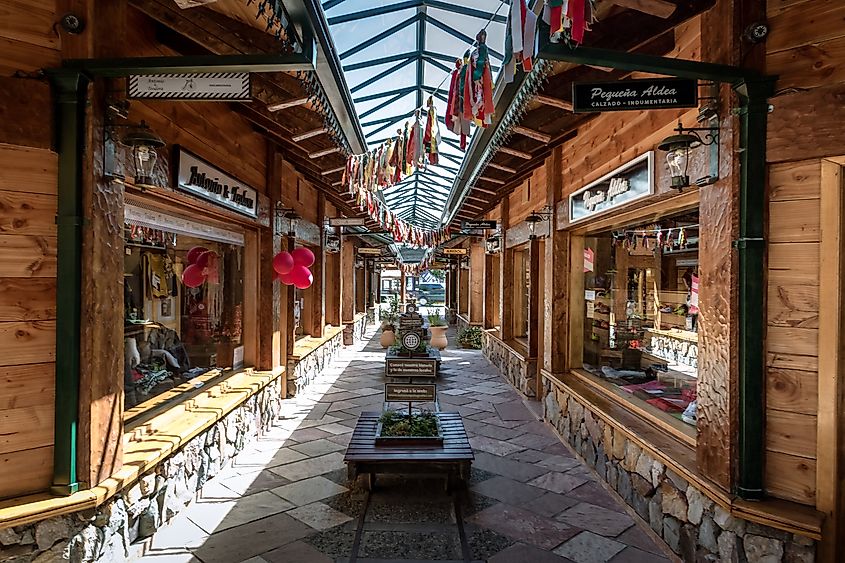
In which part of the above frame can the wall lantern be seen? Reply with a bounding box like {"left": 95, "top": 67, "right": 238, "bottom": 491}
{"left": 274, "top": 203, "right": 300, "bottom": 237}
{"left": 525, "top": 207, "right": 553, "bottom": 239}
{"left": 121, "top": 120, "right": 165, "bottom": 185}
{"left": 658, "top": 121, "right": 719, "bottom": 190}
{"left": 485, "top": 234, "right": 502, "bottom": 254}
{"left": 325, "top": 233, "right": 340, "bottom": 253}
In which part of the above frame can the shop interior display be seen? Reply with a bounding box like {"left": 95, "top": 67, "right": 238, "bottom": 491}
{"left": 582, "top": 211, "right": 699, "bottom": 426}
{"left": 123, "top": 223, "right": 244, "bottom": 410}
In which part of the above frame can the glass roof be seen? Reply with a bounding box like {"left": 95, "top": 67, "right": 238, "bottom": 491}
{"left": 323, "top": 0, "right": 508, "bottom": 229}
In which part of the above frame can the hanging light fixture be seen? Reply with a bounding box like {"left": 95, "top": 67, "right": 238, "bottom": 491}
{"left": 121, "top": 120, "right": 165, "bottom": 185}
{"left": 658, "top": 121, "right": 720, "bottom": 190}
{"left": 525, "top": 207, "right": 552, "bottom": 239}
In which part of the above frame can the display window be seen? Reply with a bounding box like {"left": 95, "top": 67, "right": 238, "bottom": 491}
{"left": 123, "top": 216, "right": 245, "bottom": 414}
{"left": 581, "top": 210, "right": 699, "bottom": 428}
{"left": 513, "top": 246, "right": 530, "bottom": 342}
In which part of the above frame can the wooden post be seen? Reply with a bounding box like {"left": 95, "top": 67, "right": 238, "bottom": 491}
{"left": 326, "top": 227, "right": 342, "bottom": 327}
{"left": 527, "top": 236, "right": 541, "bottom": 360}
{"left": 500, "top": 199, "right": 514, "bottom": 341}
{"left": 258, "top": 145, "right": 283, "bottom": 371}
{"left": 469, "top": 242, "right": 485, "bottom": 323}
{"left": 311, "top": 193, "right": 326, "bottom": 338}
{"left": 400, "top": 270, "right": 407, "bottom": 306}
{"left": 484, "top": 253, "right": 495, "bottom": 328}
{"left": 543, "top": 146, "right": 569, "bottom": 375}
{"left": 286, "top": 234, "right": 296, "bottom": 357}
{"left": 341, "top": 235, "right": 355, "bottom": 322}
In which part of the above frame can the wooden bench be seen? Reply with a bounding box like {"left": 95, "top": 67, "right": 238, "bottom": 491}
{"left": 344, "top": 412, "right": 474, "bottom": 491}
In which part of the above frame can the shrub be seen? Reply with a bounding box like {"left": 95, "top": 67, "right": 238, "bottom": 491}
{"left": 457, "top": 326, "right": 484, "bottom": 349}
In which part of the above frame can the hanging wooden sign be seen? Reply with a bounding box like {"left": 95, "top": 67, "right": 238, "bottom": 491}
{"left": 572, "top": 77, "right": 697, "bottom": 113}
{"left": 129, "top": 73, "right": 251, "bottom": 101}
{"left": 569, "top": 152, "right": 654, "bottom": 224}
{"left": 174, "top": 147, "right": 258, "bottom": 218}
{"left": 462, "top": 220, "right": 497, "bottom": 230}
{"left": 357, "top": 247, "right": 382, "bottom": 255}
{"left": 441, "top": 248, "right": 468, "bottom": 255}
{"left": 329, "top": 217, "right": 367, "bottom": 227}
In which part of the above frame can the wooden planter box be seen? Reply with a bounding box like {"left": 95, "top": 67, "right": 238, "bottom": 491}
{"left": 374, "top": 416, "right": 444, "bottom": 447}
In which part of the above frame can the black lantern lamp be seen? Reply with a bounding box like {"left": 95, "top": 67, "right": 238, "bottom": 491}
{"left": 274, "top": 203, "right": 300, "bottom": 237}
{"left": 121, "top": 120, "right": 165, "bottom": 185}
{"left": 485, "top": 234, "right": 502, "bottom": 254}
{"left": 525, "top": 206, "right": 553, "bottom": 239}
{"left": 658, "top": 121, "right": 719, "bottom": 190}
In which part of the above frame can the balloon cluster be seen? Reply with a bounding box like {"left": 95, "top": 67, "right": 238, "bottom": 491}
{"left": 181, "top": 246, "right": 219, "bottom": 288}
{"left": 273, "top": 247, "right": 315, "bottom": 289}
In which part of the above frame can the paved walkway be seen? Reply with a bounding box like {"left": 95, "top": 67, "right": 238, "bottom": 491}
{"left": 135, "top": 327, "right": 672, "bottom": 563}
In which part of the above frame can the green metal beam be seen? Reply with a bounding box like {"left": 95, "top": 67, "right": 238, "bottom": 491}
{"left": 425, "top": 15, "right": 503, "bottom": 60}
{"left": 47, "top": 70, "right": 87, "bottom": 497}
{"left": 328, "top": 0, "right": 421, "bottom": 24}
{"left": 359, "top": 89, "right": 415, "bottom": 119}
{"left": 351, "top": 57, "right": 415, "bottom": 94}
{"left": 62, "top": 51, "right": 317, "bottom": 76}
{"left": 355, "top": 86, "right": 416, "bottom": 103}
{"left": 340, "top": 13, "right": 422, "bottom": 60}
{"left": 538, "top": 42, "right": 762, "bottom": 86}
{"left": 344, "top": 51, "right": 418, "bottom": 71}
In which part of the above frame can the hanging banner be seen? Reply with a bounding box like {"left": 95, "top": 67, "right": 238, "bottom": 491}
{"left": 441, "top": 248, "right": 468, "bottom": 255}
{"left": 569, "top": 152, "right": 654, "bottom": 224}
{"left": 462, "top": 220, "right": 497, "bottom": 231}
{"left": 174, "top": 147, "right": 258, "bottom": 218}
{"left": 357, "top": 247, "right": 382, "bottom": 255}
{"left": 129, "top": 73, "right": 251, "bottom": 101}
{"left": 572, "top": 77, "right": 697, "bottom": 113}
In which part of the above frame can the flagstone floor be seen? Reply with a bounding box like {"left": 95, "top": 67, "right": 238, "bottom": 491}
{"left": 135, "top": 327, "right": 673, "bottom": 563}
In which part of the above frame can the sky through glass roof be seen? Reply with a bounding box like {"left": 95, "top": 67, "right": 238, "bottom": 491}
{"left": 323, "top": 0, "right": 509, "bottom": 230}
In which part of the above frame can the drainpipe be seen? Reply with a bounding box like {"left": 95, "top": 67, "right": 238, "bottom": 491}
{"left": 734, "top": 78, "right": 775, "bottom": 500}
{"left": 48, "top": 70, "right": 88, "bottom": 496}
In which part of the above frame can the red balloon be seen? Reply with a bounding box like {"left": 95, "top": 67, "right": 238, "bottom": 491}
{"left": 181, "top": 264, "right": 206, "bottom": 288}
{"left": 291, "top": 265, "right": 313, "bottom": 289}
{"left": 195, "top": 250, "right": 215, "bottom": 269}
{"left": 291, "top": 247, "right": 315, "bottom": 267}
{"left": 279, "top": 270, "right": 296, "bottom": 285}
{"left": 273, "top": 251, "right": 295, "bottom": 275}
{"left": 186, "top": 246, "right": 208, "bottom": 264}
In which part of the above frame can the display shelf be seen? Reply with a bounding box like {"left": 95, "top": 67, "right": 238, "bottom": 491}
{"left": 647, "top": 327, "right": 699, "bottom": 343}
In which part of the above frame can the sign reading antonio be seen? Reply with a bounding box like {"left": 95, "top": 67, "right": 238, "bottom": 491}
{"left": 569, "top": 152, "right": 654, "bottom": 224}
{"left": 174, "top": 147, "right": 258, "bottom": 218}
{"left": 572, "top": 77, "right": 697, "bottom": 113}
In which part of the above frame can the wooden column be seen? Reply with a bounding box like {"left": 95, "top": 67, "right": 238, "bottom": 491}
{"left": 484, "top": 253, "right": 495, "bottom": 328}
{"left": 469, "top": 242, "right": 485, "bottom": 323}
{"left": 285, "top": 234, "right": 296, "bottom": 357}
{"left": 325, "top": 227, "right": 342, "bottom": 327}
{"left": 341, "top": 235, "right": 355, "bottom": 322}
{"left": 400, "top": 270, "right": 406, "bottom": 305}
{"left": 527, "top": 236, "right": 541, "bottom": 359}
{"left": 500, "top": 199, "right": 514, "bottom": 341}
{"left": 71, "top": 0, "right": 126, "bottom": 489}
{"left": 543, "top": 146, "right": 569, "bottom": 374}
{"left": 458, "top": 261, "right": 469, "bottom": 315}
{"left": 310, "top": 193, "right": 326, "bottom": 338}
{"left": 258, "top": 146, "right": 283, "bottom": 371}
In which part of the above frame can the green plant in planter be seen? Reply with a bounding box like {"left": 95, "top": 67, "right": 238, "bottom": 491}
{"left": 457, "top": 326, "right": 484, "bottom": 349}
{"left": 379, "top": 410, "right": 439, "bottom": 437}
{"left": 427, "top": 308, "right": 446, "bottom": 327}
{"left": 381, "top": 294, "right": 401, "bottom": 331}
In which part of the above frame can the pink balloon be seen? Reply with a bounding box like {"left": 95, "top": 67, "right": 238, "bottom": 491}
{"left": 273, "top": 251, "right": 295, "bottom": 275}
{"left": 195, "top": 250, "right": 215, "bottom": 269}
{"left": 291, "top": 247, "right": 315, "bottom": 267}
{"left": 291, "top": 265, "right": 313, "bottom": 289}
{"left": 279, "top": 270, "right": 296, "bottom": 285}
{"left": 186, "top": 246, "right": 208, "bottom": 264}
{"left": 181, "top": 264, "right": 206, "bottom": 288}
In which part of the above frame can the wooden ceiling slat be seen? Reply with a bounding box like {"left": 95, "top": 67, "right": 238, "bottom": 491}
{"left": 513, "top": 126, "right": 552, "bottom": 144}
{"left": 292, "top": 127, "right": 327, "bottom": 142}
{"left": 487, "top": 161, "right": 517, "bottom": 174}
{"left": 479, "top": 176, "right": 506, "bottom": 185}
{"left": 498, "top": 146, "right": 533, "bottom": 160}
{"left": 609, "top": 0, "right": 677, "bottom": 19}
{"left": 535, "top": 94, "right": 573, "bottom": 111}
{"left": 267, "top": 98, "right": 309, "bottom": 112}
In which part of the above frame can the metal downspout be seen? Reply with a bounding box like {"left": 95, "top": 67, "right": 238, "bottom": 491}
{"left": 48, "top": 70, "right": 88, "bottom": 496}
{"left": 734, "top": 78, "right": 775, "bottom": 500}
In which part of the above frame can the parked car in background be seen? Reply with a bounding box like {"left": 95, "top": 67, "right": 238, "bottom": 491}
{"left": 415, "top": 283, "right": 446, "bottom": 305}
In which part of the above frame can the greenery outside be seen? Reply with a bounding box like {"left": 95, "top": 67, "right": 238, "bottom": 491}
{"left": 457, "top": 326, "right": 484, "bottom": 349}
{"left": 427, "top": 308, "right": 446, "bottom": 327}
{"left": 378, "top": 410, "right": 440, "bottom": 437}
{"left": 381, "top": 294, "right": 401, "bottom": 331}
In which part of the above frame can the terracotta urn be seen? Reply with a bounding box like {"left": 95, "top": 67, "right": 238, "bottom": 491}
{"left": 429, "top": 326, "right": 448, "bottom": 350}
{"left": 380, "top": 329, "right": 395, "bottom": 348}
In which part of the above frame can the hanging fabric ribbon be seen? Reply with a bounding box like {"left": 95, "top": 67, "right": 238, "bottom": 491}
{"left": 503, "top": 0, "right": 538, "bottom": 83}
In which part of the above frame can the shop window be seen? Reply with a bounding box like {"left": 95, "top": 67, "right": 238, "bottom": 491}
{"left": 581, "top": 210, "right": 699, "bottom": 428}
{"left": 513, "top": 246, "right": 530, "bottom": 341}
{"left": 123, "top": 222, "right": 244, "bottom": 413}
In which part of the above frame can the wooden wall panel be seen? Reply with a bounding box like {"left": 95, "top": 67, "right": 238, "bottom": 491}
{"left": 0, "top": 445, "right": 53, "bottom": 500}
{"left": 765, "top": 450, "right": 817, "bottom": 505}
{"left": 0, "top": 145, "right": 58, "bottom": 195}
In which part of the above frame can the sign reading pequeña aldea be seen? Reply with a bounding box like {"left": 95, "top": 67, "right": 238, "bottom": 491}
{"left": 572, "top": 77, "right": 697, "bottom": 113}
{"left": 174, "top": 147, "right": 258, "bottom": 218}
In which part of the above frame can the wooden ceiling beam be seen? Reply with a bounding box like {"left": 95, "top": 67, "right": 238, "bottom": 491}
{"left": 535, "top": 94, "right": 573, "bottom": 111}
{"left": 487, "top": 161, "right": 517, "bottom": 174}
{"left": 513, "top": 125, "right": 552, "bottom": 144}
{"left": 472, "top": 186, "right": 498, "bottom": 195}
{"left": 479, "top": 176, "right": 505, "bottom": 185}
{"left": 293, "top": 127, "right": 327, "bottom": 142}
{"left": 267, "top": 97, "right": 309, "bottom": 112}
{"left": 322, "top": 166, "right": 345, "bottom": 176}
{"left": 309, "top": 147, "right": 341, "bottom": 159}
{"left": 609, "top": 0, "right": 677, "bottom": 19}
{"left": 498, "top": 146, "right": 533, "bottom": 160}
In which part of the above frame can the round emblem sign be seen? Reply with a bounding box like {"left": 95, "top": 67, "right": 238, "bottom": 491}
{"left": 406, "top": 303, "right": 417, "bottom": 314}
{"left": 402, "top": 332, "right": 422, "bottom": 350}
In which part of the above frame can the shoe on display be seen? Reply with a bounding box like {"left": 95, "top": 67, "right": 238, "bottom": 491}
{"left": 682, "top": 400, "right": 697, "bottom": 425}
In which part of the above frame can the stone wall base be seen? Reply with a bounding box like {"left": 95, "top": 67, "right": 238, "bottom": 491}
{"left": 287, "top": 332, "right": 343, "bottom": 397}
{"left": 482, "top": 332, "right": 536, "bottom": 398}
{"left": 542, "top": 379, "right": 816, "bottom": 563}
{"left": 0, "top": 377, "right": 284, "bottom": 563}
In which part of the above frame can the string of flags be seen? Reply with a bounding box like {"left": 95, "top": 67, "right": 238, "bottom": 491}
{"left": 544, "top": 0, "right": 597, "bottom": 45}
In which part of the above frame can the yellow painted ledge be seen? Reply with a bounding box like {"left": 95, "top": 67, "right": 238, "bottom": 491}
{"left": 540, "top": 369, "right": 824, "bottom": 540}
{"left": 0, "top": 367, "right": 285, "bottom": 530}
{"left": 289, "top": 326, "right": 344, "bottom": 362}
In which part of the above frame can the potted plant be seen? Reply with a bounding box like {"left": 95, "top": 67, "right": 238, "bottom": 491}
{"left": 375, "top": 409, "right": 443, "bottom": 446}
{"left": 427, "top": 309, "right": 448, "bottom": 350}
{"left": 457, "top": 326, "right": 484, "bottom": 349}
{"left": 380, "top": 294, "right": 401, "bottom": 348}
